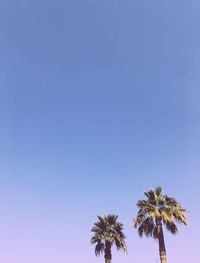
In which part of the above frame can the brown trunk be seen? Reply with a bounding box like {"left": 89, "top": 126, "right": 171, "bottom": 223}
{"left": 156, "top": 218, "right": 167, "bottom": 263}
{"left": 104, "top": 241, "right": 112, "bottom": 263}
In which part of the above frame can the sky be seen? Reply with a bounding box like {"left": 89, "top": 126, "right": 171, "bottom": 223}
{"left": 0, "top": 0, "right": 200, "bottom": 262}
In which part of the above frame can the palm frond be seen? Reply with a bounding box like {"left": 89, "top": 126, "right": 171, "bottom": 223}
{"left": 164, "top": 221, "right": 178, "bottom": 235}
{"left": 95, "top": 242, "right": 104, "bottom": 256}
{"left": 133, "top": 186, "right": 188, "bottom": 239}
{"left": 91, "top": 214, "right": 127, "bottom": 256}
{"left": 155, "top": 186, "right": 163, "bottom": 197}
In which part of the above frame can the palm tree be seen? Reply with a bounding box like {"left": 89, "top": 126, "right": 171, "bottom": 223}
{"left": 91, "top": 214, "right": 127, "bottom": 263}
{"left": 133, "top": 186, "right": 188, "bottom": 263}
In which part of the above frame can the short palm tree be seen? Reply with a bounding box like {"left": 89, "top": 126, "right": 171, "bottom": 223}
{"left": 91, "top": 214, "right": 127, "bottom": 263}
{"left": 133, "top": 186, "right": 188, "bottom": 263}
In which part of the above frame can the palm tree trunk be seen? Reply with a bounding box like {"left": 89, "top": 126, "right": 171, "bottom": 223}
{"left": 156, "top": 219, "right": 167, "bottom": 263}
{"left": 104, "top": 241, "right": 112, "bottom": 263}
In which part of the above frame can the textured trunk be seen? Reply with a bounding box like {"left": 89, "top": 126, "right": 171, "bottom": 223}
{"left": 156, "top": 218, "right": 167, "bottom": 263}
{"left": 104, "top": 241, "right": 112, "bottom": 263}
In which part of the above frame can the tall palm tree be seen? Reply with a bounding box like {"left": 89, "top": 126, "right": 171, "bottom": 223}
{"left": 133, "top": 186, "right": 188, "bottom": 263}
{"left": 91, "top": 214, "right": 127, "bottom": 263}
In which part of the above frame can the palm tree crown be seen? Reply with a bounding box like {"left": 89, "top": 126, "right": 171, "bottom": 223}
{"left": 133, "top": 186, "right": 188, "bottom": 263}
{"left": 133, "top": 186, "right": 187, "bottom": 238}
{"left": 91, "top": 215, "right": 127, "bottom": 262}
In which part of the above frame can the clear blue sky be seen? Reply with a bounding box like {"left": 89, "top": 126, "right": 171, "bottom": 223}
{"left": 1, "top": 0, "right": 200, "bottom": 262}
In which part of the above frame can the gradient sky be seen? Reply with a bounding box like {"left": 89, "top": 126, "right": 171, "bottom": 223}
{"left": 1, "top": 0, "right": 200, "bottom": 262}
